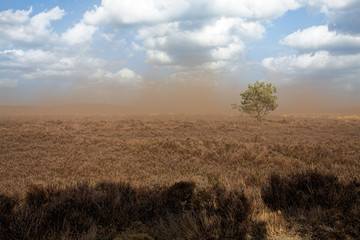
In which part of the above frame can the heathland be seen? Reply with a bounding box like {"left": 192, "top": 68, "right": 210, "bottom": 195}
{"left": 0, "top": 113, "right": 359, "bottom": 239}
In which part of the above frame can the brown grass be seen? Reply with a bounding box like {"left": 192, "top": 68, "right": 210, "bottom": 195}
{"left": 0, "top": 114, "right": 359, "bottom": 239}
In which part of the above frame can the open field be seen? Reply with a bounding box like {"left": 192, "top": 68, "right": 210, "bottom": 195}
{"left": 1, "top": 114, "right": 360, "bottom": 239}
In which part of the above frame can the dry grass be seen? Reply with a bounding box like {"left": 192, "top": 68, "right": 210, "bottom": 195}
{"left": 0, "top": 114, "right": 359, "bottom": 239}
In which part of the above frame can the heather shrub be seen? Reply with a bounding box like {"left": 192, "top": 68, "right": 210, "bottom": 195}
{"left": 261, "top": 171, "right": 360, "bottom": 238}
{"left": 0, "top": 194, "right": 16, "bottom": 239}
{"left": 1, "top": 181, "right": 265, "bottom": 239}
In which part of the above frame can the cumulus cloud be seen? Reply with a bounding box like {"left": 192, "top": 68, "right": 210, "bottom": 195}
{"left": 90, "top": 68, "right": 142, "bottom": 84}
{"left": 262, "top": 51, "right": 360, "bottom": 73}
{"left": 211, "top": 43, "right": 245, "bottom": 60}
{"left": 211, "top": 0, "right": 301, "bottom": 19}
{"left": 83, "top": 0, "right": 190, "bottom": 25}
{"left": 327, "top": 1, "right": 360, "bottom": 34}
{"left": 115, "top": 68, "right": 142, "bottom": 81}
{"left": 261, "top": 51, "right": 360, "bottom": 101}
{"left": 301, "top": 0, "right": 360, "bottom": 34}
{"left": 262, "top": 51, "right": 360, "bottom": 98}
{"left": 62, "top": 22, "right": 97, "bottom": 45}
{"left": 0, "top": 7, "right": 32, "bottom": 24}
{"left": 1, "top": 0, "right": 359, "bottom": 100}
{"left": 0, "top": 49, "right": 56, "bottom": 71}
{"left": 135, "top": 17, "right": 265, "bottom": 71}
{"left": 0, "top": 6, "right": 65, "bottom": 47}
{"left": 101, "top": 33, "right": 114, "bottom": 42}
{"left": 191, "top": 17, "right": 265, "bottom": 46}
{"left": 73, "top": 0, "right": 331, "bottom": 80}
{"left": 146, "top": 50, "right": 173, "bottom": 64}
{"left": 0, "top": 48, "right": 108, "bottom": 82}
{"left": 83, "top": 0, "right": 303, "bottom": 26}
{"left": 260, "top": 0, "right": 360, "bottom": 91}
{"left": 280, "top": 25, "right": 360, "bottom": 53}
{"left": 79, "top": 0, "right": 293, "bottom": 75}
{"left": 302, "top": 0, "right": 356, "bottom": 9}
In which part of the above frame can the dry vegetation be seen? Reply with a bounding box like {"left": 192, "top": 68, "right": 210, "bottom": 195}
{"left": 0, "top": 114, "right": 359, "bottom": 239}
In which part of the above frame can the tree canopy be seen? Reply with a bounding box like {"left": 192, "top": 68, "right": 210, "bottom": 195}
{"left": 232, "top": 81, "right": 278, "bottom": 121}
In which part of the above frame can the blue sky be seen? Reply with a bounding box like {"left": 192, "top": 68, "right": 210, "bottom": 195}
{"left": 0, "top": 0, "right": 359, "bottom": 111}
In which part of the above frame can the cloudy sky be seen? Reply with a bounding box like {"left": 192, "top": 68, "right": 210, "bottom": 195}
{"left": 0, "top": 0, "right": 359, "bottom": 112}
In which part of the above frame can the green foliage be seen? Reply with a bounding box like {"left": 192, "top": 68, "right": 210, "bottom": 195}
{"left": 232, "top": 81, "right": 278, "bottom": 121}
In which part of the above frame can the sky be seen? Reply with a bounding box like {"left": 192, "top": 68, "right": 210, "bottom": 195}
{"left": 0, "top": 0, "right": 359, "bottom": 113}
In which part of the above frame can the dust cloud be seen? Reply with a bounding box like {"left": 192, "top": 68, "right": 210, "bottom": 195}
{"left": 275, "top": 85, "right": 360, "bottom": 115}
{"left": 0, "top": 79, "right": 359, "bottom": 116}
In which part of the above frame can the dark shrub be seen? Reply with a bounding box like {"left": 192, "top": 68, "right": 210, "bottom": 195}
{"left": 25, "top": 184, "right": 61, "bottom": 209}
{"left": 261, "top": 171, "right": 360, "bottom": 238}
{"left": 136, "top": 186, "right": 165, "bottom": 223}
{"left": 165, "top": 181, "right": 195, "bottom": 213}
{"left": 0, "top": 194, "right": 16, "bottom": 239}
{"left": 1, "top": 181, "right": 266, "bottom": 239}
{"left": 262, "top": 171, "right": 357, "bottom": 212}
{"left": 95, "top": 181, "right": 139, "bottom": 230}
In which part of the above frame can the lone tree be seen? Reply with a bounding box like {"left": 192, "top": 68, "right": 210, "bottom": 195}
{"left": 231, "top": 81, "right": 278, "bottom": 121}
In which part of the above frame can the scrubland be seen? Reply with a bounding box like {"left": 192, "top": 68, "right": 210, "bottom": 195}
{"left": 0, "top": 114, "right": 359, "bottom": 239}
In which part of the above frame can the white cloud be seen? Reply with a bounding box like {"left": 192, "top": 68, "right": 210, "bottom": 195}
{"left": 0, "top": 48, "right": 109, "bottom": 82}
{"left": 62, "top": 22, "right": 97, "bottom": 45}
{"left": 191, "top": 17, "right": 265, "bottom": 46}
{"left": 136, "top": 17, "right": 265, "bottom": 50}
{"left": 211, "top": 0, "right": 301, "bottom": 19}
{"left": 301, "top": 0, "right": 356, "bottom": 9}
{"left": 131, "top": 42, "right": 143, "bottom": 51}
{"left": 136, "top": 22, "right": 178, "bottom": 47}
{"left": 0, "top": 6, "right": 65, "bottom": 47}
{"left": 260, "top": 1, "right": 360, "bottom": 91}
{"left": 76, "top": 0, "right": 359, "bottom": 76}
{"left": 101, "top": 33, "right": 114, "bottom": 42}
{"left": 90, "top": 68, "right": 142, "bottom": 84}
{"left": 211, "top": 43, "right": 245, "bottom": 60}
{"left": 300, "top": 0, "right": 360, "bottom": 34}
{"left": 0, "top": 49, "right": 56, "bottom": 69}
{"left": 327, "top": 2, "right": 360, "bottom": 34}
{"left": 135, "top": 17, "right": 264, "bottom": 71}
{"left": 30, "top": 6, "right": 64, "bottom": 28}
{"left": 83, "top": 0, "right": 303, "bottom": 27}
{"left": 1, "top": 0, "right": 359, "bottom": 95}
{"left": 83, "top": 0, "right": 189, "bottom": 25}
{"left": 0, "top": 7, "right": 32, "bottom": 24}
{"left": 280, "top": 25, "right": 360, "bottom": 53}
{"left": 21, "top": 55, "right": 107, "bottom": 80}
{"left": 262, "top": 51, "right": 360, "bottom": 93}
{"left": 262, "top": 51, "right": 360, "bottom": 73}
{"left": 116, "top": 68, "right": 142, "bottom": 80}
{"left": 201, "top": 61, "right": 228, "bottom": 71}
{"left": 146, "top": 50, "right": 173, "bottom": 64}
